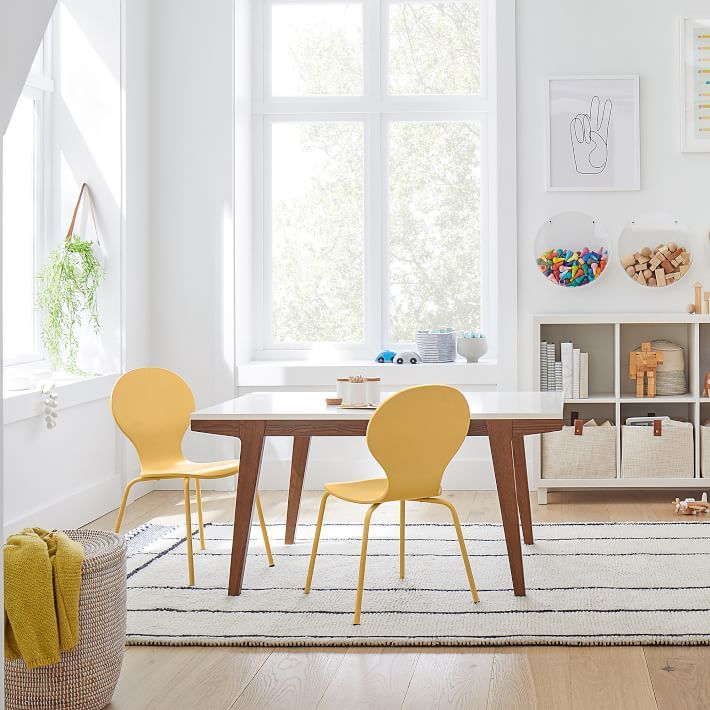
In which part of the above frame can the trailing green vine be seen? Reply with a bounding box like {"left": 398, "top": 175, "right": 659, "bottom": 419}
{"left": 36, "top": 234, "right": 103, "bottom": 374}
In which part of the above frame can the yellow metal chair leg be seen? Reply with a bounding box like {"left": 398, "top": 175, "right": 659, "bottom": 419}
{"left": 195, "top": 479, "right": 206, "bottom": 551}
{"left": 354, "top": 503, "right": 380, "bottom": 625}
{"left": 305, "top": 492, "right": 330, "bottom": 593}
{"left": 421, "top": 498, "right": 479, "bottom": 604}
{"left": 184, "top": 478, "right": 195, "bottom": 586}
{"left": 399, "top": 500, "right": 405, "bottom": 580}
{"left": 255, "top": 493, "right": 274, "bottom": 567}
{"left": 114, "top": 477, "right": 142, "bottom": 533}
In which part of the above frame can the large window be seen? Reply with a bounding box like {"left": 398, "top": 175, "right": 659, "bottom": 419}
{"left": 2, "top": 37, "right": 52, "bottom": 365}
{"left": 254, "top": 0, "right": 492, "bottom": 358}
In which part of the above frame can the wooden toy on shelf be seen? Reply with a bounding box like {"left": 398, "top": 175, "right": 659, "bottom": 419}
{"left": 703, "top": 368, "right": 710, "bottom": 397}
{"left": 687, "top": 282, "right": 707, "bottom": 314}
{"left": 674, "top": 493, "right": 710, "bottom": 516}
{"left": 629, "top": 341, "right": 663, "bottom": 397}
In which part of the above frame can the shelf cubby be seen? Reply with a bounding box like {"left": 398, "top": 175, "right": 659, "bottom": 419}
{"left": 534, "top": 314, "right": 710, "bottom": 503}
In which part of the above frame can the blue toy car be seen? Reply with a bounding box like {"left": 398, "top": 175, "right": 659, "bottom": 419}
{"left": 375, "top": 350, "right": 396, "bottom": 363}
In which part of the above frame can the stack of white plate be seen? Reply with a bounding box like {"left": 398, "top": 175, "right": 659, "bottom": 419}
{"left": 415, "top": 329, "right": 456, "bottom": 362}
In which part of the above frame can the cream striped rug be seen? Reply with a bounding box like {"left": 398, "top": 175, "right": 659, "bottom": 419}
{"left": 124, "top": 521, "right": 710, "bottom": 647}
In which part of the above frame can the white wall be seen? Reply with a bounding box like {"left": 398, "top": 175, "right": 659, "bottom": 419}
{"left": 149, "top": 0, "right": 238, "bottom": 485}
{"left": 516, "top": 0, "right": 710, "bottom": 394}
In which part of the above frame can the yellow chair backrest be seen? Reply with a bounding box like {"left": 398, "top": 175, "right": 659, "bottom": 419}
{"left": 111, "top": 368, "right": 195, "bottom": 473}
{"left": 366, "top": 385, "right": 470, "bottom": 502}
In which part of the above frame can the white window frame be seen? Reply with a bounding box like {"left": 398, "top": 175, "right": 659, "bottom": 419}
{"left": 2, "top": 29, "right": 53, "bottom": 368}
{"left": 252, "top": 0, "right": 499, "bottom": 362}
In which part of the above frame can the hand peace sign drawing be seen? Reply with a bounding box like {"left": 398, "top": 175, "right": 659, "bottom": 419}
{"left": 570, "top": 96, "right": 613, "bottom": 174}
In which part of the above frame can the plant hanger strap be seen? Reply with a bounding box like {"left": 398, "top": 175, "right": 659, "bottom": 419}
{"left": 64, "top": 182, "right": 101, "bottom": 245}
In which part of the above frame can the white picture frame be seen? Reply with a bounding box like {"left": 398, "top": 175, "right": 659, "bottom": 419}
{"left": 681, "top": 17, "right": 710, "bottom": 153}
{"left": 546, "top": 75, "right": 640, "bottom": 191}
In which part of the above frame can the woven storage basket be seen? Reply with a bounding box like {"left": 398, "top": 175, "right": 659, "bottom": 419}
{"left": 5, "top": 530, "right": 127, "bottom": 710}
{"left": 542, "top": 422, "right": 617, "bottom": 479}
{"left": 702, "top": 425, "right": 710, "bottom": 478}
{"left": 631, "top": 340, "right": 687, "bottom": 396}
{"left": 415, "top": 330, "right": 456, "bottom": 363}
{"left": 621, "top": 421, "right": 694, "bottom": 479}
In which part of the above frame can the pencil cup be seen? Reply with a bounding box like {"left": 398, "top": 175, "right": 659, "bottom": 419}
{"left": 365, "top": 378, "right": 381, "bottom": 404}
{"left": 348, "top": 382, "right": 367, "bottom": 406}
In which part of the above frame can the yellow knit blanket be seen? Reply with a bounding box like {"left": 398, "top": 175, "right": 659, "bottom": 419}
{"left": 4, "top": 528, "right": 84, "bottom": 668}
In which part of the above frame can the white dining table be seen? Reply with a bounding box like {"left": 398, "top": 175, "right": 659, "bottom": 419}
{"left": 191, "top": 390, "right": 564, "bottom": 597}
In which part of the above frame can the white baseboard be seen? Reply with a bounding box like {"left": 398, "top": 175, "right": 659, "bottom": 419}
{"left": 4, "top": 475, "right": 124, "bottom": 538}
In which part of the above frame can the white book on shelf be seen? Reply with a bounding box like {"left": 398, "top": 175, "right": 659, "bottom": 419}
{"left": 572, "top": 348, "right": 581, "bottom": 399}
{"left": 540, "top": 340, "right": 548, "bottom": 391}
{"left": 554, "top": 362, "right": 563, "bottom": 391}
{"left": 580, "top": 352, "right": 589, "bottom": 399}
{"left": 546, "top": 343, "right": 555, "bottom": 392}
{"left": 560, "top": 342, "right": 574, "bottom": 399}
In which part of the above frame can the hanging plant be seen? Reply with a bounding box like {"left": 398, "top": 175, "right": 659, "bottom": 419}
{"left": 36, "top": 183, "right": 104, "bottom": 375}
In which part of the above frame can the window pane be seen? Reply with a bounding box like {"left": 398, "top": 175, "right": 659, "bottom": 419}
{"left": 388, "top": 2, "right": 481, "bottom": 95}
{"left": 388, "top": 121, "right": 481, "bottom": 342}
{"left": 271, "top": 121, "right": 364, "bottom": 343}
{"left": 271, "top": 3, "right": 363, "bottom": 96}
{"left": 2, "top": 96, "right": 37, "bottom": 361}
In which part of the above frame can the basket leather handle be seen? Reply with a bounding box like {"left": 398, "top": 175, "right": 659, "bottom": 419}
{"left": 65, "top": 182, "right": 100, "bottom": 244}
{"left": 574, "top": 419, "right": 584, "bottom": 436}
{"left": 653, "top": 419, "right": 662, "bottom": 437}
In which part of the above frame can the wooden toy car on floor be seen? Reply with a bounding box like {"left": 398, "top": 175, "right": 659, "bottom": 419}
{"left": 629, "top": 341, "right": 663, "bottom": 397}
{"left": 674, "top": 494, "right": 710, "bottom": 515}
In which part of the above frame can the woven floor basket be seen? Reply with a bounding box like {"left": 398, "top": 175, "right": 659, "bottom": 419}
{"left": 5, "top": 530, "right": 127, "bottom": 710}
{"left": 702, "top": 426, "right": 710, "bottom": 478}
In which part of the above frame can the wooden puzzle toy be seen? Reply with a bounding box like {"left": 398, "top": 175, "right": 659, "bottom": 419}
{"left": 674, "top": 493, "right": 710, "bottom": 515}
{"left": 629, "top": 342, "right": 664, "bottom": 398}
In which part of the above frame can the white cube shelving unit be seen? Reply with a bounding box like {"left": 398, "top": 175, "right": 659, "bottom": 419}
{"left": 533, "top": 314, "right": 710, "bottom": 504}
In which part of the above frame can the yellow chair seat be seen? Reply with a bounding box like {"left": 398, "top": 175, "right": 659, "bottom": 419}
{"left": 325, "top": 478, "right": 442, "bottom": 504}
{"left": 140, "top": 459, "right": 239, "bottom": 480}
{"left": 324, "top": 478, "right": 388, "bottom": 504}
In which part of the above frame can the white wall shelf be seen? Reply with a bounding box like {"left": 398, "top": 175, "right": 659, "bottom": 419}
{"left": 534, "top": 314, "right": 710, "bottom": 503}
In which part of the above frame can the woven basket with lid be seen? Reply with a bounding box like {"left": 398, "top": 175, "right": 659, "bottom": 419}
{"left": 5, "top": 530, "right": 127, "bottom": 710}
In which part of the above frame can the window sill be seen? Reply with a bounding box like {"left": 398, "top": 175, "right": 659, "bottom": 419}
{"left": 3, "top": 373, "right": 119, "bottom": 425}
{"left": 237, "top": 359, "right": 498, "bottom": 388}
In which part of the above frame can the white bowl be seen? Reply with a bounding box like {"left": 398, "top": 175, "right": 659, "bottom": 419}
{"left": 457, "top": 337, "right": 488, "bottom": 363}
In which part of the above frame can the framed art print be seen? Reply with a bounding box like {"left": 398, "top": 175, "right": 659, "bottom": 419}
{"left": 546, "top": 76, "right": 640, "bottom": 191}
{"left": 681, "top": 17, "right": 710, "bottom": 152}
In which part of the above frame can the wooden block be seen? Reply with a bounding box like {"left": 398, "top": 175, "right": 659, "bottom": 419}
{"left": 681, "top": 252, "right": 691, "bottom": 265}
{"left": 671, "top": 258, "right": 681, "bottom": 267}
{"left": 635, "top": 263, "right": 645, "bottom": 272}
{"left": 662, "top": 259, "right": 675, "bottom": 274}
{"left": 668, "top": 242, "right": 678, "bottom": 252}
{"left": 679, "top": 264, "right": 690, "bottom": 276}
{"left": 658, "top": 245, "right": 670, "bottom": 254}
{"left": 703, "top": 299, "right": 709, "bottom": 315}
{"left": 643, "top": 269, "right": 653, "bottom": 280}
{"left": 636, "top": 254, "right": 650, "bottom": 264}
{"left": 636, "top": 271, "right": 647, "bottom": 285}
{"left": 621, "top": 254, "right": 636, "bottom": 269}
{"left": 648, "top": 277, "right": 657, "bottom": 286}
{"left": 648, "top": 256, "right": 662, "bottom": 270}
{"left": 655, "top": 269, "right": 667, "bottom": 287}
{"left": 640, "top": 246, "right": 652, "bottom": 257}
{"left": 670, "top": 248, "right": 684, "bottom": 261}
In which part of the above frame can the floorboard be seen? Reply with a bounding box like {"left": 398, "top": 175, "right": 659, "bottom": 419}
{"left": 86, "top": 488, "right": 706, "bottom": 710}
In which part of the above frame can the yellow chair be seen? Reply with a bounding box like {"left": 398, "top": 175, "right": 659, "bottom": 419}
{"left": 304, "top": 384, "right": 479, "bottom": 624}
{"left": 111, "top": 368, "right": 274, "bottom": 585}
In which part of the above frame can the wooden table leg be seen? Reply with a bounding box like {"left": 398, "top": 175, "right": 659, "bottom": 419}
{"left": 285, "top": 436, "right": 310, "bottom": 544}
{"left": 512, "top": 436, "right": 534, "bottom": 545}
{"left": 487, "top": 419, "right": 526, "bottom": 596}
{"left": 228, "top": 420, "right": 266, "bottom": 596}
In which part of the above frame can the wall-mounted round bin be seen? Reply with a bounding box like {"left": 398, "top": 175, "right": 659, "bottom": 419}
{"left": 618, "top": 213, "right": 694, "bottom": 288}
{"left": 534, "top": 212, "right": 610, "bottom": 288}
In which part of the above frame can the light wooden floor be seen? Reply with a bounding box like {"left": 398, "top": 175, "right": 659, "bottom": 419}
{"left": 88, "top": 489, "right": 710, "bottom": 710}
